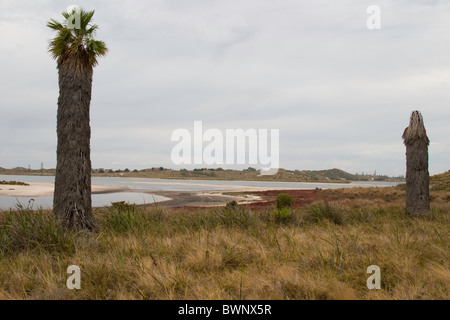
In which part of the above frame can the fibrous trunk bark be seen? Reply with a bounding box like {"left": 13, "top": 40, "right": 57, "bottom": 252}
{"left": 53, "top": 51, "right": 97, "bottom": 231}
{"left": 402, "top": 110, "right": 430, "bottom": 216}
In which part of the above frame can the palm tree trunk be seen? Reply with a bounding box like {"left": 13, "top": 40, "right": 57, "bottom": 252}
{"left": 402, "top": 111, "right": 430, "bottom": 216}
{"left": 53, "top": 52, "right": 97, "bottom": 231}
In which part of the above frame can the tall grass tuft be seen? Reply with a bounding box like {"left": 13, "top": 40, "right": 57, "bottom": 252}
{"left": 272, "top": 207, "right": 294, "bottom": 224}
{"left": 97, "top": 202, "right": 148, "bottom": 235}
{"left": 303, "top": 201, "right": 345, "bottom": 225}
{"left": 218, "top": 204, "right": 258, "bottom": 229}
{"left": 0, "top": 205, "right": 76, "bottom": 255}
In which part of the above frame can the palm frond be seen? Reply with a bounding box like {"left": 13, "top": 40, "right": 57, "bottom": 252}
{"left": 46, "top": 19, "right": 64, "bottom": 31}
{"left": 81, "top": 10, "right": 95, "bottom": 30}
{"left": 47, "top": 8, "right": 108, "bottom": 66}
{"left": 86, "top": 24, "right": 99, "bottom": 35}
{"left": 84, "top": 39, "right": 108, "bottom": 66}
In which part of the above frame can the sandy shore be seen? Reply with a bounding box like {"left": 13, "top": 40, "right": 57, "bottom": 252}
{"left": 0, "top": 182, "right": 125, "bottom": 197}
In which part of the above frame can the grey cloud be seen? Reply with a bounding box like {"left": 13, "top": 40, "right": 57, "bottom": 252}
{"left": 0, "top": 0, "right": 448, "bottom": 176}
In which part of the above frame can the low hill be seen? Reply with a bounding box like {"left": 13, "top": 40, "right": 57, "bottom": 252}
{"left": 0, "top": 166, "right": 405, "bottom": 183}
{"left": 430, "top": 170, "right": 450, "bottom": 191}
{"left": 92, "top": 167, "right": 402, "bottom": 183}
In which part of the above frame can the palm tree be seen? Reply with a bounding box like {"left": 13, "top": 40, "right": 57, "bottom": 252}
{"left": 47, "top": 8, "right": 108, "bottom": 230}
{"left": 402, "top": 110, "right": 430, "bottom": 216}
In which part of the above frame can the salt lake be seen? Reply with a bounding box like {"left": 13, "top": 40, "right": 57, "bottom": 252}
{"left": 0, "top": 174, "right": 399, "bottom": 210}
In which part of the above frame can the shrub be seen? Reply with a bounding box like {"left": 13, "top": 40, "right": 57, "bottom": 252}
{"left": 225, "top": 200, "right": 238, "bottom": 210}
{"left": 272, "top": 207, "right": 293, "bottom": 224}
{"left": 0, "top": 180, "right": 30, "bottom": 186}
{"left": 276, "top": 193, "right": 295, "bottom": 210}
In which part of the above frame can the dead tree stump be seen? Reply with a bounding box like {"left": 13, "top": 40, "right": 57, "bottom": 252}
{"left": 402, "top": 110, "right": 430, "bottom": 216}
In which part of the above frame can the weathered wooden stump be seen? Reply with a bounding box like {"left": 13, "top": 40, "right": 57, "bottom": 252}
{"left": 402, "top": 111, "right": 430, "bottom": 216}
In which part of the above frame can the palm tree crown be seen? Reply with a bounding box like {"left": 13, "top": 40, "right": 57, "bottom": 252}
{"left": 47, "top": 8, "right": 108, "bottom": 67}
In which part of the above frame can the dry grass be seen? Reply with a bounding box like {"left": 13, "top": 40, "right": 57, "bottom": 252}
{"left": 0, "top": 187, "right": 449, "bottom": 300}
{"left": 430, "top": 170, "right": 450, "bottom": 192}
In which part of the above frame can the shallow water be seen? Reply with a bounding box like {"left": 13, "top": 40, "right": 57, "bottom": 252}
{"left": 0, "top": 192, "right": 169, "bottom": 211}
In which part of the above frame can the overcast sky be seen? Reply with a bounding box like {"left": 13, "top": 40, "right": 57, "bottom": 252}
{"left": 0, "top": 0, "right": 449, "bottom": 176}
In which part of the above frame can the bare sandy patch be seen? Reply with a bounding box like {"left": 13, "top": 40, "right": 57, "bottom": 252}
{"left": 0, "top": 182, "right": 125, "bottom": 197}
